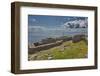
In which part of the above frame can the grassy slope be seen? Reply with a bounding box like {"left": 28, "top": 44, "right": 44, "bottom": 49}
{"left": 28, "top": 40, "right": 88, "bottom": 60}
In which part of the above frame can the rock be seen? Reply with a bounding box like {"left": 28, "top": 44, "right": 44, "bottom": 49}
{"left": 48, "top": 56, "right": 53, "bottom": 60}
{"left": 72, "top": 34, "right": 85, "bottom": 43}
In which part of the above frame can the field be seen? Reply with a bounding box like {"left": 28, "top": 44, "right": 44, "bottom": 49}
{"left": 28, "top": 40, "right": 88, "bottom": 60}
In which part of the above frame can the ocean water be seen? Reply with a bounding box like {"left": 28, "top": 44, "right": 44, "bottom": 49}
{"left": 28, "top": 28, "right": 87, "bottom": 44}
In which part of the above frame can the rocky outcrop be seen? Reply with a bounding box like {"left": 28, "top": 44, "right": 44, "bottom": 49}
{"left": 72, "top": 34, "right": 86, "bottom": 43}
{"left": 29, "top": 40, "right": 63, "bottom": 54}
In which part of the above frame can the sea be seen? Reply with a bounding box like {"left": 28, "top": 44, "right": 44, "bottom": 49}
{"left": 28, "top": 28, "right": 87, "bottom": 44}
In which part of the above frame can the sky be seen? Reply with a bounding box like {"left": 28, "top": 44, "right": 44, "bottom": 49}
{"left": 28, "top": 15, "right": 88, "bottom": 43}
{"left": 28, "top": 15, "right": 88, "bottom": 30}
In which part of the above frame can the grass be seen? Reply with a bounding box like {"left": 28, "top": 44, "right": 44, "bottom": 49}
{"left": 28, "top": 40, "right": 88, "bottom": 60}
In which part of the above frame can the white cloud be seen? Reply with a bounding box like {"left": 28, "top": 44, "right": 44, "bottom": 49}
{"left": 28, "top": 25, "right": 65, "bottom": 33}
{"left": 28, "top": 26, "right": 45, "bottom": 29}
{"left": 62, "top": 19, "right": 88, "bottom": 28}
{"left": 28, "top": 26, "right": 46, "bottom": 32}
{"left": 32, "top": 18, "right": 36, "bottom": 22}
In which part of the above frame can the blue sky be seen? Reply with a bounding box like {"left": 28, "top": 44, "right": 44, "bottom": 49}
{"left": 28, "top": 15, "right": 88, "bottom": 43}
{"left": 28, "top": 15, "right": 87, "bottom": 29}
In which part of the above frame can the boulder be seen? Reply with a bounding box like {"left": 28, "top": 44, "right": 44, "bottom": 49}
{"left": 72, "top": 34, "right": 85, "bottom": 43}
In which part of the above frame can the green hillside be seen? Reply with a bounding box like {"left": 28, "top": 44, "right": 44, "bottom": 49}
{"left": 28, "top": 40, "right": 88, "bottom": 60}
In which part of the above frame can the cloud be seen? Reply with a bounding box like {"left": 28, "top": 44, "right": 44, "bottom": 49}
{"left": 31, "top": 18, "right": 36, "bottom": 22}
{"left": 28, "top": 26, "right": 46, "bottom": 32}
{"left": 29, "top": 26, "right": 45, "bottom": 29}
{"left": 62, "top": 18, "right": 88, "bottom": 28}
{"left": 28, "top": 25, "right": 65, "bottom": 33}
